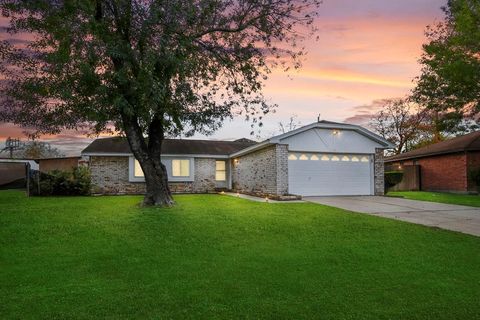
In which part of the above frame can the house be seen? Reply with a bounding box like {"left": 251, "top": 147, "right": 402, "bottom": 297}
{"left": 36, "top": 156, "right": 81, "bottom": 173}
{"left": 0, "top": 158, "right": 37, "bottom": 189}
{"left": 385, "top": 131, "right": 480, "bottom": 193}
{"left": 81, "top": 121, "right": 393, "bottom": 197}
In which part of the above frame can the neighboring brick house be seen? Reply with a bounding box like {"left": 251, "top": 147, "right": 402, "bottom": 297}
{"left": 37, "top": 157, "right": 81, "bottom": 173}
{"left": 81, "top": 121, "right": 393, "bottom": 197}
{"left": 385, "top": 131, "right": 480, "bottom": 193}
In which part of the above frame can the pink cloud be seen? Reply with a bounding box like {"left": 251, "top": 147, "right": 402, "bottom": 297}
{"left": 0, "top": 0, "right": 447, "bottom": 146}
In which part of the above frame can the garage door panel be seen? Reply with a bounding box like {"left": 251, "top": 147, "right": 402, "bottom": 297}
{"left": 288, "top": 153, "right": 373, "bottom": 196}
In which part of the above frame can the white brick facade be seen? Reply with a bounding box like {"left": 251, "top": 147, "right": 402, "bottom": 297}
{"left": 89, "top": 156, "right": 219, "bottom": 194}
{"left": 374, "top": 148, "right": 385, "bottom": 195}
{"left": 231, "top": 144, "right": 288, "bottom": 195}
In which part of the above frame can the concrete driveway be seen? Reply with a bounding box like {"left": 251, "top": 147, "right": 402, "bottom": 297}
{"left": 306, "top": 196, "right": 480, "bottom": 237}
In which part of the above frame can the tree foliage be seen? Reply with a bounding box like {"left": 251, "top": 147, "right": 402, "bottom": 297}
{"left": 370, "top": 98, "right": 426, "bottom": 155}
{"left": 370, "top": 98, "right": 479, "bottom": 155}
{"left": 16, "top": 140, "right": 64, "bottom": 159}
{"left": 0, "top": 0, "right": 321, "bottom": 206}
{"left": 278, "top": 114, "right": 301, "bottom": 134}
{"left": 413, "top": 0, "right": 480, "bottom": 127}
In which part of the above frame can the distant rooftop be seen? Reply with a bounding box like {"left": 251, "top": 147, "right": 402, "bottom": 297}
{"left": 386, "top": 131, "right": 480, "bottom": 162}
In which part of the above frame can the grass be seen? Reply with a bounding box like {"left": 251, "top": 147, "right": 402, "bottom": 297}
{"left": 388, "top": 191, "right": 480, "bottom": 207}
{"left": 1, "top": 190, "right": 480, "bottom": 319}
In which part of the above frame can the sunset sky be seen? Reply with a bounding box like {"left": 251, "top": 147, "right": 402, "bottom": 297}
{"left": 0, "top": 0, "right": 446, "bottom": 156}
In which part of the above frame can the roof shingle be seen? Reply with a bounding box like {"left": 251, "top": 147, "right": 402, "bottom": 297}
{"left": 82, "top": 137, "right": 257, "bottom": 156}
{"left": 385, "top": 131, "right": 480, "bottom": 162}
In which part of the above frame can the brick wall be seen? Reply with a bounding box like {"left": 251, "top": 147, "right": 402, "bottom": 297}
{"left": 416, "top": 153, "right": 467, "bottom": 192}
{"left": 89, "top": 156, "right": 217, "bottom": 194}
{"left": 275, "top": 144, "right": 289, "bottom": 195}
{"left": 192, "top": 158, "right": 222, "bottom": 192}
{"left": 38, "top": 157, "right": 80, "bottom": 173}
{"left": 231, "top": 144, "right": 288, "bottom": 195}
{"left": 374, "top": 148, "right": 385, "bottom": 195}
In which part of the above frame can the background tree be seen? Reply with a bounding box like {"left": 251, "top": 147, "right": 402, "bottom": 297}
{"left": 413, "top": 0, "right": 480, "bottom": 131}
{"left": 278, "top": 114, "right": 301, "bottom": 134}
{"left": 0, "top": 0, "right": 321, "bottom": 206}
{"left": 16, "top": 141, "right": 64, "bottom": 159}
{"left": 370, "top": 98, "right": 426, "bottom": 155}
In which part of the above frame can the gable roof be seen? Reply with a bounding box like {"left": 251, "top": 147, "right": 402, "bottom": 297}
{"left": 230, "top": 121, "right": 394, "bottom": 157}
{"left": 385, "top": 131, "right": 480, "bottom": 163}
{"left": 81, "top": 137, "right": 257, "bottom": 156}
{"left": 272, "top": 121, "right": 393, "bottom": 146}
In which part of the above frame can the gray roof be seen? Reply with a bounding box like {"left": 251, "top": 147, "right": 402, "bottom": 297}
{"left": 385, "top": 131, "right": 480, "bottom": 162}
{"left": 82, "top": 137, "right": 257, "bottom": 156}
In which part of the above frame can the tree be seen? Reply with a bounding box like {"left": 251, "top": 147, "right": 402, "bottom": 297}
{"left": 370, "top": 98, "right": 426, "bottom": 155}
{"left": 16, "top": 140, "right": 64, "bottom": 159}
{"left": 278, "top": 114, "right": 301, "bottom": 133}
{"left": 370, "top": 98, "right": 479, "bottom": 155}
{"left": 0, "top": 0, "right": 321, "bottom": 206}
{"left": 413, "top": 0, "right": 480, "bottom": 128}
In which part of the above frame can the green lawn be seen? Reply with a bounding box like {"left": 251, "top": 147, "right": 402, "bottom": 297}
{"left": 1, "top": 190, "right": 480, "bottom": 319}
{"left": 388, "top": 191, "right": 480, "bottom": 207}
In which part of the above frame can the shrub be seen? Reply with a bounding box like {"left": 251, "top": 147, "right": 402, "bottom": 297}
{"left": 29, "top": 167, "right": 91, "bottom": 196}
{"left": 468, "top": 168, "right": 480, "bottom": 187}
{"left": 385, "top": 171, "right": 404, "bottom": 188}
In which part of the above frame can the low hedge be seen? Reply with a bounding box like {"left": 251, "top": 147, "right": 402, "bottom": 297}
{"left": 468, "top": 168, "right": 480, "bottom": 187}
{"left": 30, "top": 167, "right": 91, "bottom": 196}
{"left": 385, "top": 171, "right": 404, "bottom": 188}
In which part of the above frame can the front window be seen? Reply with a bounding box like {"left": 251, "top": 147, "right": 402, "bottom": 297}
{"left": 215, "top": 160, "right": 226, "bottom": 181}
{"left": 172, "top": 159, "right": 190, "bottom": 177}
{"left": 134, "top": 160, "right": 144, "bottom": 177}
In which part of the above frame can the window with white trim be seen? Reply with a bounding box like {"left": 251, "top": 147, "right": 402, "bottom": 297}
{"left": 172, "top": 159, "right": 190, "bottom": 177}
{"left": 215, "top": 160, "right": 226, "bottom": 181}
{"left": 134, "top": 159, "right": 144, "bottom": 177}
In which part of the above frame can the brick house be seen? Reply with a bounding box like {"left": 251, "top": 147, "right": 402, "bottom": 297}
{"left": 37, "top": 157, "right": 81, "bottom": 173}
{"left": 385, "top": 131, "right": 480, "bottom": 193}
{"left": 81, "top": 121, "right": 393, "bottom": 197}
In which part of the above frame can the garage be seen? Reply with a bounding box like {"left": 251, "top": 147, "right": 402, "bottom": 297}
{"left": 229, "top": 120, "right": 393, "bottom": 197}
{"left": 288, "top": 152, "right": 373, "bottom": 196}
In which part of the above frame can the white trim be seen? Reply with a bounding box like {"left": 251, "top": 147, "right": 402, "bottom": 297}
{"left": 228, "top": 159, "right": 233, "bottom": 189}
{"left": 271, "top": 122, "right": 394, "bottom": 148}
{"left": 84, "top": 152, "right": 132, "bottom": 157}
{"left": 229, "top": 141, "right": 274, "bottom": 158}
{"left": 0, "top": 159, "right": 39, "bottom": 170}
{"left": 288, "top": 149, "right": 374, "bottom": 155}
{"left": 83, "top": 152, "right": 228, "bottom": 159}
{"left": 128, "top": 157, "right": 145, "bottom": 182}
{"left": 163, "top": 154, "right": 229, "bottom": 159}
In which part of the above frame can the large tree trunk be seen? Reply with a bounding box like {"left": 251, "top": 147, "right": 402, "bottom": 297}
{"left": 122, "top": 114, "right": 174, "bottom": 207}
{"left": 139, "top": 157, "right": 174, "bottom": 207}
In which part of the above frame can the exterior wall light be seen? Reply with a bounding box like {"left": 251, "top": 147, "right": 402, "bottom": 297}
{"left": 332, "top": 130, "right": 339, "bottom": 135}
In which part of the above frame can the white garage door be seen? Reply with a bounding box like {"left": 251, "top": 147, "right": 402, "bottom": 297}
{"left": 288, "top": 152, "right": 373, "bottom": 196}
